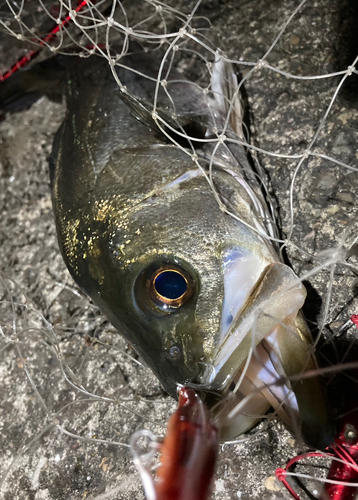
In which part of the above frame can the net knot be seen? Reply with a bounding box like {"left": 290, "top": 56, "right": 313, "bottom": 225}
{"left": 347, "top": 64, "right": 356, "bottom": 76}
{"left": 255, "top": 59, "right": 266, "bottom": 70}
{"left": 218, "top": 134, "right": 226, "bottom": 144}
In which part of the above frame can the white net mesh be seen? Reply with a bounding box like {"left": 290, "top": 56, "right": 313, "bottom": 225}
{"left": 0, "top": 0, "right": 357, "bottom": 499}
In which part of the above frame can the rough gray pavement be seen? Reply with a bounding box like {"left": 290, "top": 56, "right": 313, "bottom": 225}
{"left": 0, "top": 1, "right": 357, "bottom": 499}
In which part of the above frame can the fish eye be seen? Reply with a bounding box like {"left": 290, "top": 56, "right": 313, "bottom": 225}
{"left": 148, "top": 265, "right": 195, "bottom": 310}
{"left": 154, "top": 270, "right": 187, "bottom": 300}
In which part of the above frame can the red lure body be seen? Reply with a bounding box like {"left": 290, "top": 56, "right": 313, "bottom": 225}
{"left": 155, "top": 387, "right": 219, "bottom": 500}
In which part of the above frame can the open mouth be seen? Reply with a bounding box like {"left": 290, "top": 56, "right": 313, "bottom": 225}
{"left": 196, "top": 261, "right": 312, "bottom": 440}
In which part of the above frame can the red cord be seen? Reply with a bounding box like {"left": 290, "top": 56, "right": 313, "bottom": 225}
{"left": 351, "top": 315, "right": 358, "bottom": 327}
{"left": 275, "top": 451, "right": 335, "bottom": 500}
{"left": 0, "top": 0, "right": 92, "bottom": 82}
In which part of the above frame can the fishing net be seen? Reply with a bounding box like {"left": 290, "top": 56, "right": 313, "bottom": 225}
{"left": 0, "top": 0, "right": 357, "bottom": 499}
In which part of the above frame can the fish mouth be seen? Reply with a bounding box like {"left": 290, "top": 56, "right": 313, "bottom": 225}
{"left": 198, "top": 337, "right": 301, "bottom": 441}
{"left": 195, "top": 262, "right": 311, "bottom": 439}
{"left": 200, "top": 262, "right": 309, "bottom": 388}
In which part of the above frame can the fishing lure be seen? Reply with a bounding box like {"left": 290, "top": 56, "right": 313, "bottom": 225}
{"left": 131, "top": 386, "right": 219, "bottom": 500}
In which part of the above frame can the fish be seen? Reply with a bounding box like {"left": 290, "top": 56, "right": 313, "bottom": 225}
{"left": 0, "top": 44, "right": 334, "bottom": 448}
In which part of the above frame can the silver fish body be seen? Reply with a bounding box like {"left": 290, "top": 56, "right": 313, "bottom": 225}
{"left": 0, "top": 48, "right": 333, "bottom": 447}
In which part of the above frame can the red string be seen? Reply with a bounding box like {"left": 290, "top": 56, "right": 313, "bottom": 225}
{"left": 351, "top": 315, "right": 358, "bottom": 327}
{"left": 0, "top": 0, "right": 92, "bottom": 82}
{"left": 275, "top": 468, "right": 302, "bottom": 500}
{"left": 275, "top": 451, "right": 334, "bottom": 500}
{"left": 334, "top": 443, "right": 358, "bottom": 469}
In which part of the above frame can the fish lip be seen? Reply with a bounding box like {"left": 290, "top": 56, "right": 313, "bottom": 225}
{"left": 196, "top": 262, "right": 308, "bottom": 393}
{"left": 173, "top": 382, "right": 224, "bottom": 413}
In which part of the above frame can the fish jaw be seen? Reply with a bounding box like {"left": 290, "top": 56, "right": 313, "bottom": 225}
{"left": 200, "top": 262, "right": 309, "bottom": 387}
{"left": 197, "top": 262, "right": 333, "bottom": 447}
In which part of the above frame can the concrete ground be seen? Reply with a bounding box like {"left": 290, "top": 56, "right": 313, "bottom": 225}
{"left": 0, "top": 1, "right": 357, "bottom": 499}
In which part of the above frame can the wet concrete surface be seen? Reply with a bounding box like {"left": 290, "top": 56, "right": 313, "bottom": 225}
{"left": 0, "top": 1, "right": 357, "bottom": 499}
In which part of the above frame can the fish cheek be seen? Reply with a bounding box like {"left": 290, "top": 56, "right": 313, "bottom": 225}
{"left": 128, "top": 303, "right": 203, "bottom": 396}
{"left": 166, "top": 309, "right": 204, "bottom": 371}
{"left": 83, "top": 250, "right": 201, "bottom": 394}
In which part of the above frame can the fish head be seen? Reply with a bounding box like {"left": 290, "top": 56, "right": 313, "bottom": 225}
{"left": 70, "top": 146, "right": 285, "bottom": 398}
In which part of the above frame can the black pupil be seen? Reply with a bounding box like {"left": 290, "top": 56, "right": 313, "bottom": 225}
{"left": 154, "top": 271, "right": 187, "bottom": 300}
